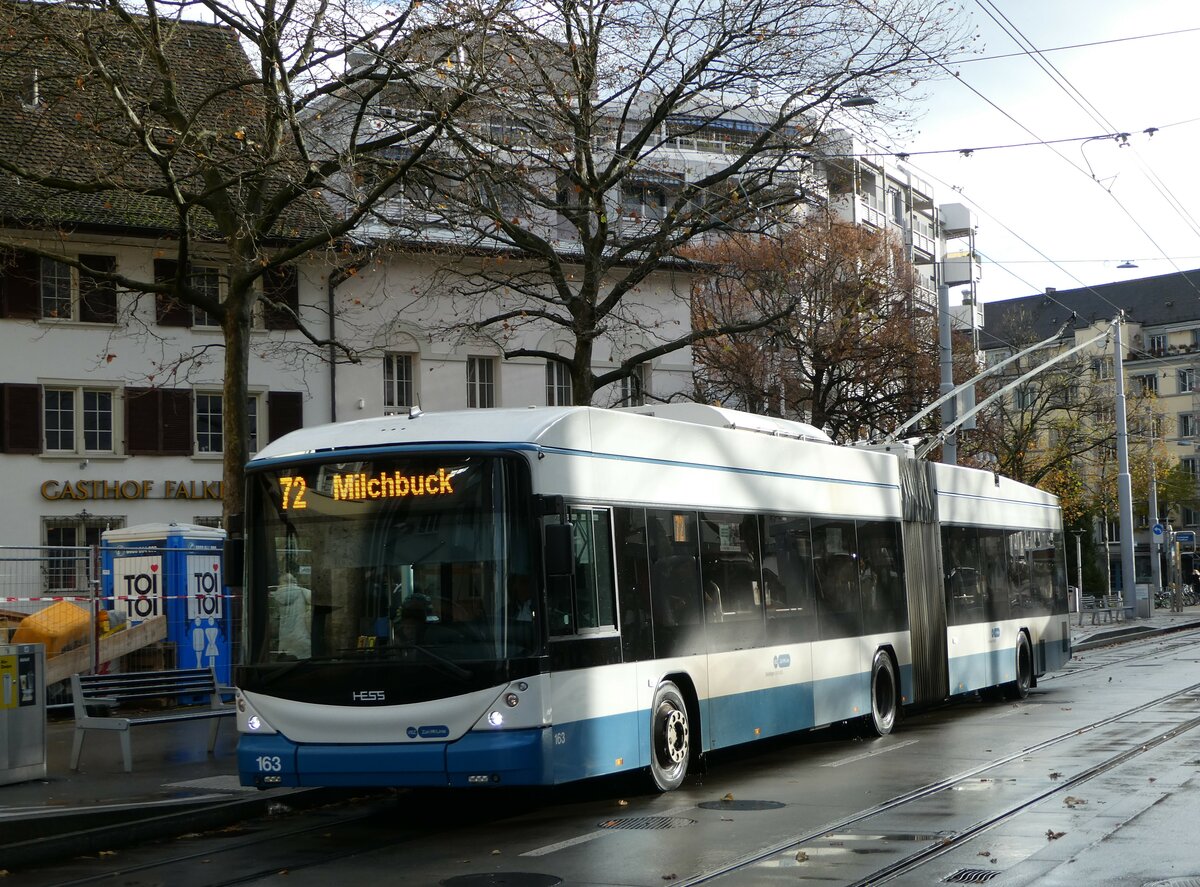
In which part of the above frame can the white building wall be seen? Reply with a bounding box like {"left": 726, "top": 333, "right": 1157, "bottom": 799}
{"left": 0, "top": 238, "right": 693, "bottom": 551}
{"left": 0, "top": 235, "right": 330, "bottom": 550}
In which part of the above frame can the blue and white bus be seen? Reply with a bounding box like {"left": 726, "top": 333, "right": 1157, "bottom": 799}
{"left": 234, "top": 404, "right": 1071, "bottom": 791}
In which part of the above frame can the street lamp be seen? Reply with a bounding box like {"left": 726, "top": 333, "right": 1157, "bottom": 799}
{"left": 1113, "top": 317, "right": 1137, "bottom": 617}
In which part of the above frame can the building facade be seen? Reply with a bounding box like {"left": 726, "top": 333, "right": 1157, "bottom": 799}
{"left": 980, "top": 271, "right": 1200, "bottom": 588}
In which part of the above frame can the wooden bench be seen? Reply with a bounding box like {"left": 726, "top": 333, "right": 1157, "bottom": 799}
{"left": 1081, "top": 594, "right": 1110, "bottom": 625}
{"left": 70, "top": 668, "right": 234, "bottom": 773}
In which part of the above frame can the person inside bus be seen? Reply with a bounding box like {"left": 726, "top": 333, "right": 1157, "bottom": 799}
{"left": 269, "top": 572, "right": 312, "bottom": 659}
{"left": 394, "top": 596, "right": 428, "bottom": 645}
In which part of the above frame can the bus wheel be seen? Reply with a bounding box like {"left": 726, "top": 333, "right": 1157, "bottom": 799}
{"left": 649, "top": 682, "right": 690, "bottom": 792}
{"left": 1005, "top": 633, "right": 1033, "bottom": 701}
{"left": 865, "top": 651, "right": 899, "bottom": 737}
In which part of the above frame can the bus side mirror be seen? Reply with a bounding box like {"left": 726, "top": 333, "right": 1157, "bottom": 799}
{"left": 545, "top": 523, "right": 574, "bottom": 578}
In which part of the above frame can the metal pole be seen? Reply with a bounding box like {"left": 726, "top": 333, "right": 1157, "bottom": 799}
{"left": 1074, "top": 531, "right": 1084, "bottom": 626}
{"left": 1112, "top": 317, "right": 1138, "bottom": 616}
{"left": 1149, "top": 451, "right": 1162, "bottom": 605}
{"left": 938, "top": 283, "right": 956, "bottom": 465}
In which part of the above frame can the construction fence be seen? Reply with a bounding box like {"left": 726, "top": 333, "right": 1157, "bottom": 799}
{"left": 0, "top": 545, "right": 235, "bottom": 701}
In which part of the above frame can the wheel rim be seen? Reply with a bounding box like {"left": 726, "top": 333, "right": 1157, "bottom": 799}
{"left": 656, "top": 703, "right": 689, "bottom": 768}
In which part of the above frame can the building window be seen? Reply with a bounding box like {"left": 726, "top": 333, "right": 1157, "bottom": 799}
{"left": 1093, "top": 356, "right": 1114, "bottom": 380}
{"left": 0, "top": 252, "right": 119, "bottom": 323}
{"left": 1181, "top": 414, "right": 1200, "bottom": 440}
{"left": 384, "top": 353, "right": 416, "bottom": 414}
{"left": 546, "top": 361, "right": 572, "bottom": 406}
{"left": 43, "top": 387, "right": 114, "bottom": 453}
{"left": 195, "top": 393, "right": 260, "bottom": 454}
{"left": 1183, "top": 507, "right": 1200, "bottom": 527}
{"left": 43, "top": 515, "right": 122, "bottom": 592}
{"left": 1135, "top": 373, "right": 1158, "bottom": 396}
{"left": 1015, "top": 384, "right": 1035, "bottom": 411}
{"left": 467, "top": 357, "right": 496, "bottom": 408}
{"left": 189, "top": 266, "right": 222, "bottom": 328}
{"left": 1148, "top": 333, "right": 1167, "bottom": 356}
{"left": 193, "top": 516, "right": 223, "bottom": 529}
{"left": 1182, "top": 457, "right": 1200, "bottom": 480}
{"left": 620, "top": 182, "right": 668, "bottom": 221}
{"left": 618, "top": 366, "right": 646, "bottom": 407}
{"left": 40, "top": 258, "right": 72, "bottom": 319}
{"left": 1180, "top": 368, "right": 1197, "bottom": 393}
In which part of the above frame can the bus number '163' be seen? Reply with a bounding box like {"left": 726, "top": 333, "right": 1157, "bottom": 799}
{"left": 256, "top": 755, "right": 282, "bottom": 772}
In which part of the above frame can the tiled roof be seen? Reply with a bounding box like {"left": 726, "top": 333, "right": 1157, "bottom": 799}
{"left": 0, "top": 1, "right": 328, "bottom": 239}
{"left": 980, "top": 269, "right": 1200, "bottom": 348}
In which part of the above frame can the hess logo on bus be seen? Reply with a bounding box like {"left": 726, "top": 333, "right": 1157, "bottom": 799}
{"left": 352, "top": 690, "right": 385, "bottom": 702}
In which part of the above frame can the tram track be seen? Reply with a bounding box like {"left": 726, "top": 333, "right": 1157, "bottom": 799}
{"left": 682, "top": 676, "right": 1200, "bottom": 885}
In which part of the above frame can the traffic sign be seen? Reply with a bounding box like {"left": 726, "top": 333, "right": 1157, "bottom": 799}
{"left": 1175, "top": 531, "right": 1195, "bottom": 543}
{"left": 1153, "top": 524, "right": 1164, "bottom": 536}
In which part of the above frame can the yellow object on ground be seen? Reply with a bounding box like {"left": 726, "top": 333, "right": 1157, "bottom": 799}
{"left": 12, "top": 601, "right": 91, "bottom": 654}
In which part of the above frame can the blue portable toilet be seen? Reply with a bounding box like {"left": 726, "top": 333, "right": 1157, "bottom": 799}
{"left": 100, "top": 523, "right": 230, "bottom": 685}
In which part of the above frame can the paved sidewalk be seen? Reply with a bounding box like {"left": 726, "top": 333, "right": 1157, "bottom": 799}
{"left": 3, "top": 604, "right": 1199, "bottom": 871}
{"left": 0, "top": 707, "right": 336, "bottom": 869}
{"left": 1069, "top": 599, "right": 1200, "bottom": 650}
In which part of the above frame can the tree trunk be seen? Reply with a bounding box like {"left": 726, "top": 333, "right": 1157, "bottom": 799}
{"left": 221, "top": 293, "right": 252, "bottom": 527}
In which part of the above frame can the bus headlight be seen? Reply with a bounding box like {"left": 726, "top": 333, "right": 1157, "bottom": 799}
{"left": 488, "top": 710, "right": 504, "bottom": 727}
{"left": 247, "top": 715, "right": 263, "bottom": 731}
{"left": 504, "top": 693, "right": 520, "bottom": 708}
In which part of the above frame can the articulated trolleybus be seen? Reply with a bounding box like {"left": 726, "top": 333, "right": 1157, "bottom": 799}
{"left": 235, "top": 404, "right": 1070, "bottom": 792}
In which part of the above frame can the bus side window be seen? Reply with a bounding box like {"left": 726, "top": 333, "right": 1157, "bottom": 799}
{"left": 551, "top": 507, "right": 617, "bottom": 634}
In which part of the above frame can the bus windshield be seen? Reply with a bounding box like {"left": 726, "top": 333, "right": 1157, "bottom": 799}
{"left": 244, "top": 454, "right": 536, "bottom": 669}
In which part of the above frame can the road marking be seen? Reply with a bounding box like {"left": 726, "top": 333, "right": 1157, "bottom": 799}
{"left": 822, "top": 738, "right": 920, "bottom": 767}
{"left": 522, "top": 831, "right": 607, "bottom": 856}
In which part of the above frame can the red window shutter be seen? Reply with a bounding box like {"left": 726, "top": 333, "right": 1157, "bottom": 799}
{"left": 153, "top": 259, "right": 191, "bottom": 327}
{"left": 267, "top": 391, "right": 303, "bottom": 442}
{"left": 1, "top": 251, "right": 41, "bottom": 319}
{"left": 159, "top": 389, "right": 193, "bottom": 455}
{"left": 125, "top": 387, "right": 193, "bottom": 455}
{"left": 263, "top": 266, "right": 299, "bottom": 330}
{"left": 0, "top": 383, "right": 42, "bottom": 453}
{"left": 79, "top": 254, "right": 118, "bottom": 323}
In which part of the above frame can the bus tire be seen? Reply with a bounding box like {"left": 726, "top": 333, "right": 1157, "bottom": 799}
{"left": 649, "top": 681, "right": 690, "bottom": 792}
{"left": 1005, "top": 633, "right": 1033, "bottom": 700}
{"left": 864, "top": 650, "right": 899, "bottom": 737}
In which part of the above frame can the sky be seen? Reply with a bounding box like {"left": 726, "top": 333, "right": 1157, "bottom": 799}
{"left": 877, "top": 0, "right": 1200, "bottom": 306}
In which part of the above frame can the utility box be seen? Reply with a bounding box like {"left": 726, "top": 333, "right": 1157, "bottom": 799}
{"left": 101, "top": 523, "right": 231, "bottom": 685}
{"left": 1, "top": 643, "right": 46, "bottom": 786}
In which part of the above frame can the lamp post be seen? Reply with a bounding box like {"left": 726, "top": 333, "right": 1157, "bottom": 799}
{"left": 1073, "top": 531, "right": 1084, "bottom": 624}
{"left": 1113, "top": 316, "right": 1138, "bottom": 614}
{"left": 1149, "top": 447, "right": 1162, "bottom": 617}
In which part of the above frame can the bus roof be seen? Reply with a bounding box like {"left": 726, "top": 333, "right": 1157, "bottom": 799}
{"left": 251, "top": 404, "right": 832, "bottom": 464}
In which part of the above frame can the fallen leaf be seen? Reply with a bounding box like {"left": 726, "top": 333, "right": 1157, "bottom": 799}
{"left": 1049, "top": 771, "right": 1063, "bottom": 780}
{"left": 662, "top": 875, "right": 677, "bottom": 881}
{"left": 98, "top": 851, "right": 116, "bottom": 857}
{"left": 618, "top": 799, "right": 629, "bottom": 806}
{"left": 491, "top": 849, "right": 501, "bottom": 855}
{"left": 722, "top": 792, "right": 734, "bottom": 801}
{"left": 795, "top": 851, "right": 808, "bottom": 862}
{"left": 1064, "top": 796, "right": 1086, "bottom": 808}
{"left": 1046, "top": 830, "right": 1065, "bottom": 841}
